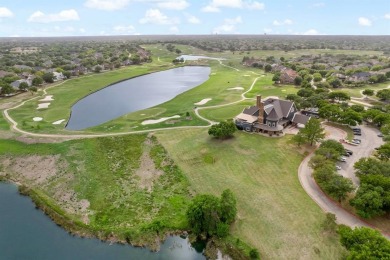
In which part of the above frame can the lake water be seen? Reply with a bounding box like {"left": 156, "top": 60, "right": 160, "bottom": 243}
{"left": 177, "top": 55, "right": 225, "bottom": 61}
{"left": 66, "top": 66, "right": 211, "bottom": 130}
{"left": 0, "top": 182, "right": 205, "bottom": 260}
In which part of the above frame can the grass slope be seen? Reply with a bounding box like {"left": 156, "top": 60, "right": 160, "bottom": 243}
{"left": 0, "top": 135, "right": 191, "bottom": 246}
{"left": 156, "top": 129, "right": 345, "bottom": 259}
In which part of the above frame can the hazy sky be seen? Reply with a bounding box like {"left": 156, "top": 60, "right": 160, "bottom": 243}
{"left": 0, "top": 0, "right": 389, "bottom": 37}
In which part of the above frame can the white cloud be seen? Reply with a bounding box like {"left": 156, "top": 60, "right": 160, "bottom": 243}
{"left": 384, "top": 13, "right": 390, "bottom": 19}
{"left": 185, "top": 13, "right": 201, "bottom": 24}
{"left": 113, "top": 24, "right": 135, "bottom": 34}
{"left": 202, "top": 0, "right": 264, "bottom": 12}
{"left": 79, "top": 28, "right": 86, "bottom": 33}
{"left": 263, "top": 28, "right": 272, "bottom": 33}
{"left": 245, "top": 1, "right": 265, "bottom": 10}
{"left": 28, "top": 9, "right": 80, "bottom": 23}
{"left": 84, "top": 0, "right": 130, "bottom": 11}
{"left": 139, "top": 9, "right": 179, "bottom": 25}
{"left": 0, "top": 7, "right": 14, "bottom": 18}
{"left": 303, "top": 29, "right": 320, "bottom": 35}
{"left": 169, "top": 26, "right": 179, "bottom": 33}
{"left": 157, "top": 0, "right": 189, "bottom": 10}
{"left": 358, "top": 17, "right": 372, "bottom": 26}
{"left": 273, "top": 19, "right": 292, "bottom": 26}
{"left": 213, "top": 16, "right": 242, "bottom": 34}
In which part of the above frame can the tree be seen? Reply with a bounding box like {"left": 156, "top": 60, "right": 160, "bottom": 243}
{"left": 327, "top": 77, "right": 342, "bottom": 88}
{"left": 272, "top": 72, "right": 280, "bottom": 82}
{"left": 350, "top": 184, "right": 385, "bottom": 218}
{"left": 94, "top": 65, "right": 102, "bottom": 73}
{"left": 297, "top": 88, "right": 314, "bottom": 98}
{"left": 18, "top": 82, "right": 29, "bottom": 91}
{"left": 376, "top": 143, "right": 390, "bottom": 161}
{"left": 377, "top": 89, "right": 390, "bottom": 101}
{"left": 32, "top": 76, "right": 43, "bottom": 86}
{"left": 362, "top": 89, "right": 374, "bottom": 96}
{"left": 317, "top": 139, "right": 344, "bottom": 160}
{"left": 186, "top": 194, "right": 221, "bottom": 236}
{"left": 324, "top": 175, "right": 354, "bottom": 202}
{"left": 328, "top": 91, "right": 350, "bottom": 102}
{"left": 292, "top": 132, "right": 306, "bottom": 147}
{"left": 186, "top": 190, "right": 238, "bottom": 237}
{"left": 373, "top": 113, "right": 390, "bottom": 127}
{"left": 338, "top": 226, "right": 390, "bottom": 259}
{"left": 42, "top": 72, "right": 54, "bottom": 83}
{"left": 0, "top": 84, "right": 13, "bottom": 95}
{"left": 313, "top": 72, "right": 322, "bottom": 82}
{"left": 341, "top": 109, "right": 362, "bottom": 126}
{"left": 299, "top": 118, "right": 325, "bottom": 146}
{"left": 208, "top": 121, "right": 236, "bottom": 139}
{"left": 219, "top": 189, "right": 237, "bottom": 224}
{"left": 319, "top": 104, "right": 342, "bottom": 122}
{"left": 264, "top": 64, "right": 272, "bottom": 72}
{"left": 294, "top": 76, "right": 302, "bottom": 86}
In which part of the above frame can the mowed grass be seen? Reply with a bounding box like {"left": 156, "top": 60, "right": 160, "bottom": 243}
{"left": 156, "top": 129, "right": 345, "bottom": 259}
{"left": 246, "top": 74, "right": 298, "bottom": 99}
{"left": 340, "top": 82, "right": 390, "bottom": 98}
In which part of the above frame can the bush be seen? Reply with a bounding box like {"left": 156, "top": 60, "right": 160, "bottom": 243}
{"left": 249, "top": 248, "right": 260, "bottom": 259}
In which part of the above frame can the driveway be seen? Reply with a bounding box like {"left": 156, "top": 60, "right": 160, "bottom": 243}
{"left": 298, "top": 124, "right": 389, "bottom": 239}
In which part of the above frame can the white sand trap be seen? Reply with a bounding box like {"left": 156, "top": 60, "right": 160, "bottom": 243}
{"left": 228, "top": 87, "right": 244, "bottom": 90}
{"left": 52, "top": 119, "right": 66, "bottom": 125}
{"left": 33, "top": 117, "right": 43, "bottom": 122}
{"left": 243, "top": 75, "right": 250, "bottom": 77}
{"left": 194, "top": 98, "right": 212, "bottom": 105}
{"left": 211, "top": 73, "right": 216, "bottom": 75}
{"left": 39, "top": 95, "right": 54, "bottom": 102}
{"left": 37, "top": 103, "right": 50, "bottom": 109}
{"left": 281, "top": 89, "right": 286, "bottom": 92}
{"left": 141, "top": 115, "right": 180, "bottom": 125}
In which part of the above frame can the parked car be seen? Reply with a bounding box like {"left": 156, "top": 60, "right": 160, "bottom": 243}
{"left": 352, "top": 139, "right": 361, "bottom": 143}
{"left": 345, "top": 149, "right": 353, "bottom": 155}
{"left": 378, "top": 133, "right": 384, "bottom": 137}
{"left": 338, "top": 157, "right": 347, "bottom": 162}
{"left": 336, "top": 165, "right": 341, "bottom": 170}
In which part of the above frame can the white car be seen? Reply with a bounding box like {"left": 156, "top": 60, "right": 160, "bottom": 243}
{"left": 336, "top": 165, "right": 341, "bottom": 170}
{"left": 351, "top": 139, "right": 361, "bottom": 144}
{"left": 339, "top": 157, "right": 347, "bottom": 162}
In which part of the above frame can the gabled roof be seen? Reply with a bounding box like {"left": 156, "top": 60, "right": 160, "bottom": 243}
{"left": 243, "top": 106, "right": 259, "bottom": 116}
{"left": 235, "top": 113, "right": 258, "bottom": 123}
{"left": 267, "top": 108, "right": 280, "bottom": 121}
{"left": 292, "top": 113, "right": 311, "bottom": 125}
{"left": 263, "top": 98, "right": 294, "bottom": 119}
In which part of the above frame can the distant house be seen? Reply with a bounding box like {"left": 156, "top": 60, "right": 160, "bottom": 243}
{"left": 10, "top": 78, "right": 32, "bottom": 90}
{"left": 347, "top": 72, "right": 371, "bottom": 82}
{"left": 279, "top": 69, "right": 299, "bottom": 84}
{"left": 235, "top": 96, "right": 310, "bottom": 135}
{"left": 53, "top": 72, "right": 65, "bottom": 81}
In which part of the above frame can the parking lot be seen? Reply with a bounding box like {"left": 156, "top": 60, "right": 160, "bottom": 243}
{"left": 332, "top": 124, "right": 385, "bottom": 186}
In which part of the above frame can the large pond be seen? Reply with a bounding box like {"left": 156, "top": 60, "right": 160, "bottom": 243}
{"left": 0, "top": 182, "right": 205, "bottom": 260}
{"left": 66, "top": 66, "right": 211, "bottom": 130}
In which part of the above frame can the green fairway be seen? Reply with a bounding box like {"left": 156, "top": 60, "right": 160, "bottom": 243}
{"left": 156, "top": 129, "right": 346, "bottom": 259}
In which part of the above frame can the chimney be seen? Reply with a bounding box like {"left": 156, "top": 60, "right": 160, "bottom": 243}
{"left": 257, "top": 95, "right": 264, "bottom": 124}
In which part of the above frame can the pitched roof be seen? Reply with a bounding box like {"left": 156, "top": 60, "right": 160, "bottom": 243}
{"left": 292, "top": 113, "right": 311, "bottom": 125}
{"left": 263, "top": 98, "right": 293, "bottom": 119}
{"left": 243, "top": 106, "right": 259, "bottom": 116}
{"left": 235, "top": 113, "right": 258, "bottom": 123}
{"left": 267, "top": 108, "right": 280, "bottom": 121}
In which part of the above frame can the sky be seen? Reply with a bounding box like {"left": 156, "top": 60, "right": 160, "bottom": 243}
{"left": 0, "top": 0, "right": 389, "bottom": 37}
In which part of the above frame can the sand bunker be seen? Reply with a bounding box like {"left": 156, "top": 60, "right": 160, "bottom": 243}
{"left": 228, "top": 87, "right": 244, "bottom": 90}
{"left": 194, "top": 98, "right": 212, "bottom": 105}
{"left": 243, "top": 75, "right": 250, "bottom": 77}
{"left": 52, "top": 119, "right": 66, "bottom": 125}
{"left": 211, "top": 73, "right": 216, "bottom": 75}
{"left": 33, "top": 117, "right": 43, "bottom": 122}
{"left": 37, "top": 103, "right": 50, "bottom": 109}
{"left": 141, "top": 115, "right": 180, "bottom": 125}
{"left": 39, "top": 95, "right": 54, "bottom": 102}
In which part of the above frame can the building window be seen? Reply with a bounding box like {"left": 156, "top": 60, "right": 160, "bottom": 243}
{"left": 272, "top": 122, "right": 276, "bottom": 127}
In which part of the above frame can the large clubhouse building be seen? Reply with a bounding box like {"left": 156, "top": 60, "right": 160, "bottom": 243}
{"left": 234, "top": 95, "right": 310, "bottom": 135}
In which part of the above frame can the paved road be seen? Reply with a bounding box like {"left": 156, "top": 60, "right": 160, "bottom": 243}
{"left": 298, "top": 124, "right": 389, "bottom": 239}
